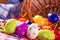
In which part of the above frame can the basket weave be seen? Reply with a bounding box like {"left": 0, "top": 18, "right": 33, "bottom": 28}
{"left": 0, "top": 0, "right": 7, "bottom": 3}
{"left": 21, "top": 0, "right": 60, "bottom": 22}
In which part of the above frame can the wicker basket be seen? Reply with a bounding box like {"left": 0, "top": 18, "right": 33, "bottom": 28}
{"left": 0, "top": 0, "right": 7, "bottom": 3}
{"left": 21, "top": 0, "right": 60, "bottom": 22}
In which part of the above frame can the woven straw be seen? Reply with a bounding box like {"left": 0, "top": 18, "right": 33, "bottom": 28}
{"left": 21, "top": 0, "right": 60, "bottom": 22}
{"left": 0, "top": 0, "right": 7, "bottom": 3}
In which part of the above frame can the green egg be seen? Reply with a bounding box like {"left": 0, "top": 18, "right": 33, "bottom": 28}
{"left": 5, "top": 19, "right": 17, "bottom": 34}
{"left": 38, "top": 30, "right": 55, "bottom": 40}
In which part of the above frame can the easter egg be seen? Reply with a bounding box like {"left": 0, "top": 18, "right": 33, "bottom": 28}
{"left": 27, "top": 23, "right": 38, "bottom": 39}
{"left": 5, "top": 19, "right": 17, "bottom": 34}
{"left": 26, "top": 20, "right": 32, "bottom": 25}
{"left": 33, "top": 15, "right": 50, "bottom": 26}
{"left": 33, "top": 15, "right": 44, "bottom": 25}
{"left": 38, "top": 30, "right": 55, "bottom": 40}
{"left": 48, "top": 13, "right": 59, "bottom": 23}
{"left": 43, "top": 18, "right": 51, "bottom": 26}
{"left": 15, "top": 23, "right": 28, "bottom": 37}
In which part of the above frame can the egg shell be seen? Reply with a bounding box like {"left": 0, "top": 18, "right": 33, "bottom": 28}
{"left": 33, "top": 15, "right": 44, "bottom": 25}
{"left": 26, "top": 20, "right": 32, "bottom": 25}
{"left": 27, "top": 23, "right": 38, "bottom": 39}
{"left": 48, "top": 13, "right": 59, "bottom": 23}
{"left": 43, "top": 18, "right": 51, "bottom": 26}
{"left": 15, "top": 23, "right": 28, "bottom": 37}
{"left": 38, "top": 30, "right": 55, "bottom": 40}
{"left": 5, "top": 19, "right": 17, "bottom": 34}
{"left": 33, "top": 15, "right": 51, "bottom": 26}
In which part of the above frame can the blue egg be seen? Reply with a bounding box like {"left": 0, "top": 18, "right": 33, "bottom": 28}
{"left": 26, "top": 20, "right": 32, "bottom": 25}
{"left": 48, "top": 13, "right": 59, "bottom": 23}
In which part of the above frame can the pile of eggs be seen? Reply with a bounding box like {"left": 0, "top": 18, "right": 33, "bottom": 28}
{"left": 0, "top": 13, "right": 60, "bottom": 40}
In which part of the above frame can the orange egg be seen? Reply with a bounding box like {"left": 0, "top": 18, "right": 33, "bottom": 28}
{"left": 33, "top": 15, "right": 51, "bottom": 26}
{"left": 43, "top": 18, "right": 51, "bottom": 26}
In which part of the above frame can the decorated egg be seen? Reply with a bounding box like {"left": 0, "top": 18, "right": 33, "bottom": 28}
{"left": 5, "top": 19, "right": 17, "bottom": 34}
{"left": 33, "top": 15, "right": 43, "bottom": 24}
{"left": 48, "top": 13, "right": 59, "bottom": 23}
{"left": 1, "top": 19, "right": 17, "bottom": 34}
{"left": 43, "top": 18, "right": 51, "bottom": 26}
{"left": 38, "top": 30, "right": 55, "bottom": 40}
{"left": 27, "top": 23, "right": 38, "bottom": 39}
{"left": 15, "top": 23, "right": 28, "bottom": 37}
{"left": 33, "top": 15, "right": 50, "bottom": 26}
{"left": 33, "top": 15, "right": 44, "bottom": 25}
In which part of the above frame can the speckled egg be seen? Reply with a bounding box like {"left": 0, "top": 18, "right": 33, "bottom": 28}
{"left": 27, "top": 23, "right": 38, "bottom": 39}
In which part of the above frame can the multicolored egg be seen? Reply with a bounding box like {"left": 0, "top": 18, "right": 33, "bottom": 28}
{"left": 15, "top": 23, "right": 28, "bottom": 37}
{"left": 27, "top": 23, "right": 38, "bottom": 39}
{"left": 38, "top": 30, "right": 55, "bottom": 40}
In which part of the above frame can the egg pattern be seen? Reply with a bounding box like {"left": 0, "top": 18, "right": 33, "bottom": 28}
{"left": 27, "top": 23, "right": 38, "bottom": 39}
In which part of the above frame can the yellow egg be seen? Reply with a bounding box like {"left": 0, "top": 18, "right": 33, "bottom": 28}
{"left": 33, "top": 15, "right": 44, "bottom": 25}
{"left": 33, "top": 15, "right": 51, "bottom": 26}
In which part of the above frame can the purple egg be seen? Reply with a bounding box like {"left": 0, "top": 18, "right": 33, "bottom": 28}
{"left": 15, "top": 23, "right": 28, "bottom": 37}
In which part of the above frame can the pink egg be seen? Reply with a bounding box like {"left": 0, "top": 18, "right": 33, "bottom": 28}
{"left": 15, "top": 23, "right": 28, "bottom": 37}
